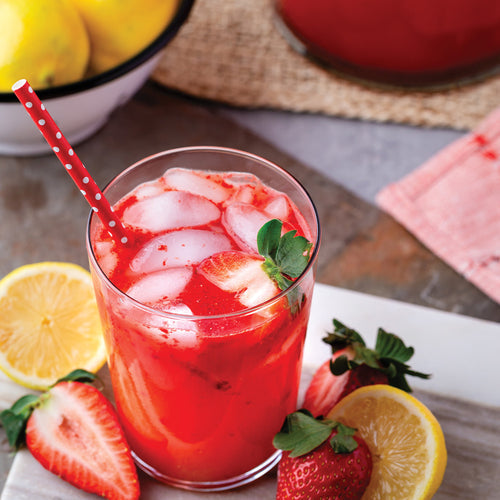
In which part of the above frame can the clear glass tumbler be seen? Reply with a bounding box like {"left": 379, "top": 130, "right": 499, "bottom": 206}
{"left": 86, "top": 146, "right": 320, "bottom": 491}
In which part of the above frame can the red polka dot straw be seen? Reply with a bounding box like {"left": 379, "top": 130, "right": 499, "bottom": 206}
{"left": 12, "top": 79, "right": 131, "bottom": 245}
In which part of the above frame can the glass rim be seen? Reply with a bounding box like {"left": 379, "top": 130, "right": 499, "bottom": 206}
{"left": 86, "top": 145, "right": 321, "bottom": 321}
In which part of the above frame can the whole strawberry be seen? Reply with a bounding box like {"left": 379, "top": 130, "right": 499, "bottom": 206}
{"left": 304, "top": 319, "right": 431, "bottom": 417}
{"left": 274, "top": 410, "right": 372, "bottom": 499}
{"left": 0, "top": 369, "right": 139, "bottom": 500}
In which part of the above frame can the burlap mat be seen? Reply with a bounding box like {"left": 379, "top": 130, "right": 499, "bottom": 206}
{"left": 153, "top": 0, "right": 500, "bottom": 130}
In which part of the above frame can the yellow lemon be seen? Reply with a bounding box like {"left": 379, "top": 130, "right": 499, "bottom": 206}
{"left": 327, "top": 385, "right": 447, "bottom": 500}
{"left": 0, "top": 262, "right": 107, "bottom": 390}
{"left": 0, "top": 0, "right": 90, "bottom": 92}
{"left": 71, "top": 0, "right": 179, "bottom": 75}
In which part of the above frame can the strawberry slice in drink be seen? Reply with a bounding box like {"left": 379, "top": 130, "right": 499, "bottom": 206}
{"left": 198, "top": 251, "right": 281, "bottom": 310}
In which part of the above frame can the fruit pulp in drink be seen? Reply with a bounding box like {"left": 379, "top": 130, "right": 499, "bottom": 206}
{"left": 90, "top": 167, "right": 316, "bottom": 482}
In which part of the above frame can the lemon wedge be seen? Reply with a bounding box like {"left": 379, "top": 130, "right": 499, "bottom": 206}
{"left": 0, "top": 262, "right": 106, "bottom": 390}
{"left": 327, "top": 384, "right": 447, "bottom": 500}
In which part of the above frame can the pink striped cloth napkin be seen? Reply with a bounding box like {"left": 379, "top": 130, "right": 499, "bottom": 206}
{"left": 376, "top": 107, "right": 500, "bottom": 304}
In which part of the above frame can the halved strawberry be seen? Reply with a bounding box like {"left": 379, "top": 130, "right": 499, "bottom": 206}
{"left": 274, "top": 410, "right": 372, "bottom": 500}
{"left": 304, "top": 319, "right": 430, "bottom": 417}
{"left": 304, "top": 348, "right": 388, "bottom": 417}
{"left": 197, "top": 250, "right": 280, "bottom": 308}
{"left": 0, "top": 370, "right": 139, "bottom": 500}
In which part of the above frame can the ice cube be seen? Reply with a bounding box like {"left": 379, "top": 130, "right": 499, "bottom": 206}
{"left": 94, "top": 240, "right": 118, "bottom": 276}
{"left": 122, "top": 191, "right": 220, "bottom": 233}
{"left": 225, "top": 184, "right": 256, "bottom": 205}
{"left": 223, "top": 171, "right": 260, "bottom": 187}
{"left": 222, "top": 202, "right": 271, "bottom": 253}
{"left": 141, "top": 302, "right": 199, "bottom": 349}
{"left": 126, "top": 267, "right": 193, "bottom": 304}
{"left": 264, "top": 195, "right": 290, "bottom": 220}
{"left": 158, "top": 303, "right": 199, "bottom": 348}
{"left": 128, "top": 179, "right": 166, "bottom": 200}
{"left": 130, "top": 229, "right": 234, "bottom": 274}
{"left": 162, "top": 168, "right": 230, "bottom": 204}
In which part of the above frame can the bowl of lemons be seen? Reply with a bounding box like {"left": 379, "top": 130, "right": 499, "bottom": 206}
{"left": 0, "top": 0, "right": 195, "bottom": 156}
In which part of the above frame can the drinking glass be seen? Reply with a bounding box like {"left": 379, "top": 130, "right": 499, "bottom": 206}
{"left": 86, "top": 146, "right": 320, "bottom": 491}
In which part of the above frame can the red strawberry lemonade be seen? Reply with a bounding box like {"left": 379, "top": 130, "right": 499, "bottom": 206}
{"left": 86, "top": 147, "right": 320, "bottom": 490}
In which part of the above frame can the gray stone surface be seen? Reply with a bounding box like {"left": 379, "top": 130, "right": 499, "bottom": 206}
{"left": 220, "top": 107, "right": 464, "bottom": 202}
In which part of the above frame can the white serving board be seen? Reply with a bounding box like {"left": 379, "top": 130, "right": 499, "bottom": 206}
{"left": 1, "top": 283, "right": 499, "bottom": 499}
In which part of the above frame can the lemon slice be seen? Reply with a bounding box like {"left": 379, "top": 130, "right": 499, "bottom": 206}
{"left": 0, "top": 262, "right": 106, "bottom": 390}
{"left": 327, "top": 385, "right": 447, "bottom": 500}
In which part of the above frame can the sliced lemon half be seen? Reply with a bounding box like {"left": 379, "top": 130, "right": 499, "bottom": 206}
{"left": 327, "top": 384, "right": 447, "bottom": 500}
{"left": 0, "top": 262, "right": 106, "bottom": 390}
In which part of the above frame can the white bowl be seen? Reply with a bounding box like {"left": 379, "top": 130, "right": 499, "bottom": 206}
{"left": 0, "top": 0, "right": 195, "bottom": 157}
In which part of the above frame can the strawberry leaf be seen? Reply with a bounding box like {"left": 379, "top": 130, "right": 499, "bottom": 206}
{"left": 0, "top": 369, "right": 100, "bottom": 450}
{"left": 324, "top": 319, "right": 366, "bottom": 352}
{"left": 324, "top": 319, "right": 431, "bottom": 392}
{"left": 53, "top": 368, "right": 97, "bottom": 386}
{"left": 1, "top": 410, "right": 27, "bottom": 448}
{"left": 0, "top": 394, "right": 39, "bottom": 448}
{"left": 330, "top": 423, "right": 358, "bottom": 454}
{"left": 257, "top": 218, "right": 281, "bottom": 259}
{"left": 273, "top": 409, "right": 358, "bottom": 457}
{"left": 375, "top": 328, "right": 414, "bottom": 363}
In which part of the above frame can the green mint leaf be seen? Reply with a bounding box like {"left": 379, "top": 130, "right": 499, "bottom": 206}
{"left": 258, "top": 219, "right": 312, "bottom": 288}
{"left": 257, "top": 219, "right": 282, "bottom": 260}
{"left": 262, "top": 258, "right": 291, "bottom": 291}
{"left": 273, "top": 410, "right": 335, "bottom": 457}
{"left": 257, "top": 219, "right": 313, "bottom": 314}
{"left": 275, "top": 230, "right": 312, "bottom": 278}
{"left": 0, "top": 394, "right": 40, "bottom": 449}
{"left": 53, "top": 369, "right": 97, "bottom": 386}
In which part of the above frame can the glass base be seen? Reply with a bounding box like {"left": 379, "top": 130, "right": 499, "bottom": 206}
{"left": 133, "top": 449, "right": 282, "bottom": 492}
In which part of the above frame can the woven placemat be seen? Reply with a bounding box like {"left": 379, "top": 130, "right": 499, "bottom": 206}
{"left": 153, "top": 0, "right": 500, "bottom": 130}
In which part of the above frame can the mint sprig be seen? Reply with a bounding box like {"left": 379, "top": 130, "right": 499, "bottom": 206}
{"left": 0, "top": 369, "right": 97, "bottom": 449}
{"left": 273, "top": 409, "right": 358, "bottom": 457}
{"left": 324, "top": 319, "right": 431, "bottom": 392}
{"left": 257, "top": 219, "right": 313, "bottom": 312}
